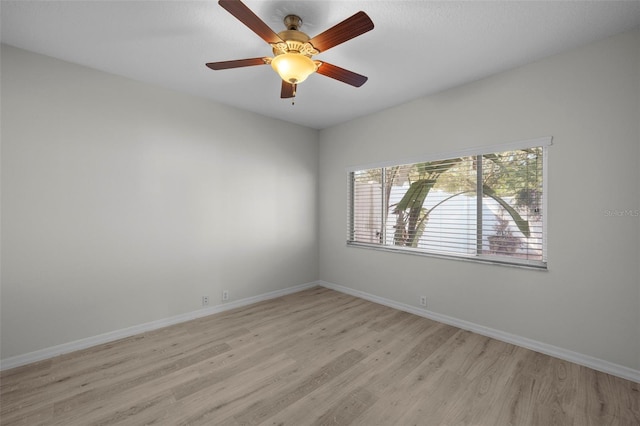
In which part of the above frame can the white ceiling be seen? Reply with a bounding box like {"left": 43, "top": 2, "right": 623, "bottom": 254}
{"left": 2, "top": 1, "right": 639, "bottom": 129}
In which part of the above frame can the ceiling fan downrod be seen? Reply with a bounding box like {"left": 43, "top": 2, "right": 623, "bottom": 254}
{"left": 284, "top": 15, "right": 302, "bottom": 31}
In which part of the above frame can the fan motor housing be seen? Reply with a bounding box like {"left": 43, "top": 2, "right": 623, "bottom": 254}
{"left": 277, "top": 30, "right": 309, "bottom": 44}
{"left": 272, "top": 15, "right": 319, "bottom": 57}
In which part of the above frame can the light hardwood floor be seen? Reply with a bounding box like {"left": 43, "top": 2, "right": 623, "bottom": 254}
{"left": 1, "top": 287, "right": 638, "bottom": 425}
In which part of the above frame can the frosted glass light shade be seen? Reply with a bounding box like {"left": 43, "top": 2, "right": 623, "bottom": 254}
{"left": 271, "top": 53, "right": 316, "bottom": 84}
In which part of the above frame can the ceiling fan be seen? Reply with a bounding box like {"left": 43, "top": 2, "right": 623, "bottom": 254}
{"left": 206, "top": 0, "right": 374, "bottom": 102}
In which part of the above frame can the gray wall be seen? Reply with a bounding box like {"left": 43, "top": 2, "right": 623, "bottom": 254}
{"left": 1, "top": 45, "right": 319, "bottom": 359}
{"left": 318, "top": 30, "right": 640, "bottom": 371}
{"left": 2, "top": 29, "right": 639, "bottom": 373}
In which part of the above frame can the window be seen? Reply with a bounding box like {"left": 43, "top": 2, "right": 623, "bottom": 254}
{"left": 347, "top": 138, "right": 551, "bottom": 268}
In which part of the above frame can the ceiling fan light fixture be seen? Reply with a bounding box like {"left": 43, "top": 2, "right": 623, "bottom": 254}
{"left": 208, "top": 1, "right": 374, "bottom": 99}
{"left": 271, "top": 52, "right": 317, "bottom": 84}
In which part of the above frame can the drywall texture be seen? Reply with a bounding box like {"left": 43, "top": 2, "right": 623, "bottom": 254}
{"left": 1, "top": 45, "right": 319, "bottom": 360}
{"left": 319, "top": 30, "right": 640, "bottom": 371}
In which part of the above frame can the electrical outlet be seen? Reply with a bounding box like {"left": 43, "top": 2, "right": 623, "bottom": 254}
{"left": 222, "top": 290, "right": 229, "bottom": 301}
{"left": 202, "top": 296, "right": 209, "bottom": 306}
{"left": 420, "top": 296, "right": 427, "bottom": 307}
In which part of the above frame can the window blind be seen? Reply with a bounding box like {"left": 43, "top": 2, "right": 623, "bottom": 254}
{"left": 347, "top": 139, "right": 550, "bottom": 268}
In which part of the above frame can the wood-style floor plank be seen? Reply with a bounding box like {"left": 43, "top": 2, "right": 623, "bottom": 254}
{"left": 1, "top": 286, "right": 638, "bottom": 425}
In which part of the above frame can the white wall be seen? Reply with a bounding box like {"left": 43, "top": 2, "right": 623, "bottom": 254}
{"left": 319, "top": 30, "right": 640, "bottom": 371}
{"left": 1, "top": 45, "right": 319, "bottom": 360}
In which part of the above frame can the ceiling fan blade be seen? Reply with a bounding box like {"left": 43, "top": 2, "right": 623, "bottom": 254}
{"left": 281, "top": 81, "right": 296, "bottom": 98}
{"left": 316, "top": 62, "right": 368, "bottom": 87}
{"left": 206, "top": 57, "right": 269, "bottom": 70}
{"left": 308, "top": 11, "right": 374, "bottom": 53}
{"left": 218, "top": 0, "right": 283, "bottom": 45}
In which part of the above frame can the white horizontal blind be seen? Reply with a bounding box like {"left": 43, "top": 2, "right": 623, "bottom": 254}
{"left": 348, "top": 142, "right": 548, "bottom": 268}
{"left": 349, "top": 169, "right": 383, "bottom": 244}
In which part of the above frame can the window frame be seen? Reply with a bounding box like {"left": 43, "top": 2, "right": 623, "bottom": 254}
{"left": 346, "top": 137, "right": 552, "bottom": 269}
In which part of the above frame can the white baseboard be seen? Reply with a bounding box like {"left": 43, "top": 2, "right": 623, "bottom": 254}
{"left": 4, "top": 279, "right": 638, "bottom": 383}
{"left": 0, "top": 281, "right": 320, "bottom": 371}
{"left": 318, "top": 280, "right": 640, "bottom": 384}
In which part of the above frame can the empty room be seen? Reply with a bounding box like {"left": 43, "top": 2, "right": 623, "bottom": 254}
{"left": 1, "top": 0, "right": 639, "bottom": 425}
